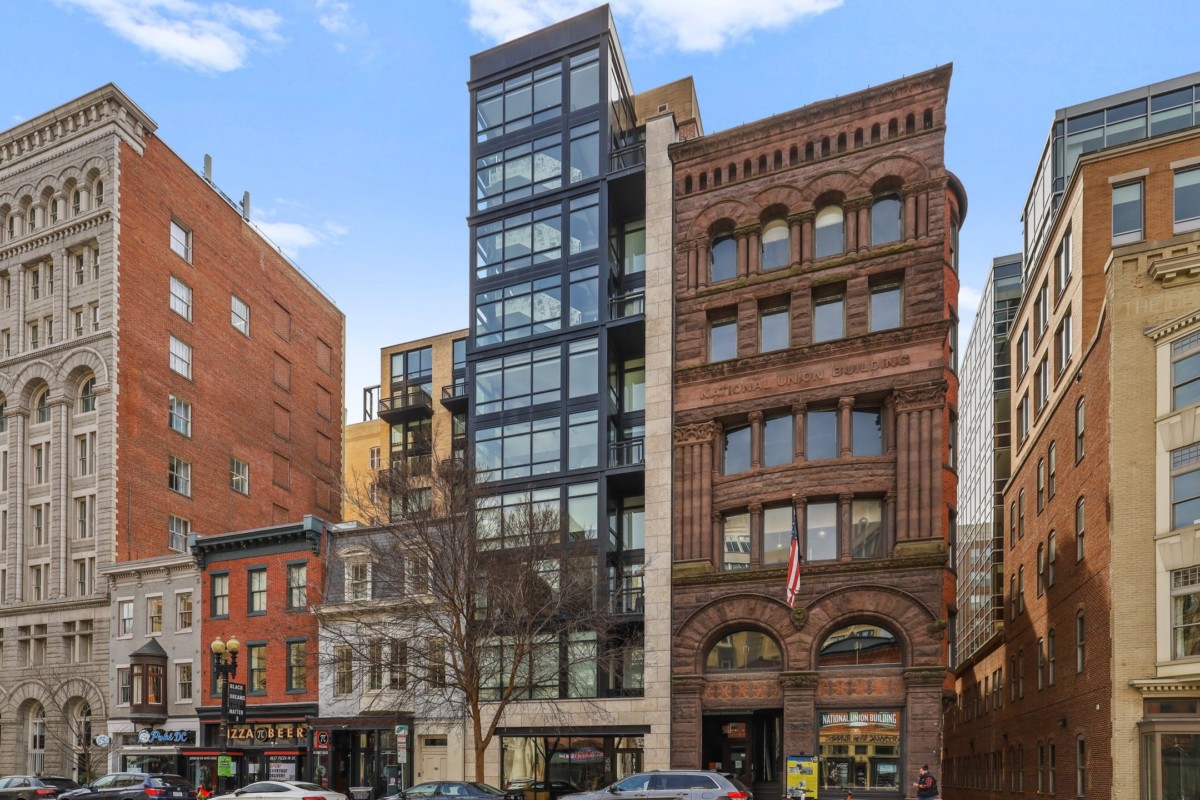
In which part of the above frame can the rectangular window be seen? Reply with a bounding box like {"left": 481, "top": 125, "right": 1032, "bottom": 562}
{"left": 118, "top": 599, "right": 134, "bottom": 637}
{"left": 211, "top": 574, "right": 229, "bottom": 617}
{"left": 248, "top": 644, "right": 267, "bottom": 693}
{"left": 723, "top": 512, "right": 750, "bottom": 571}
{"left": 75, "top": 496, "right": 94, "bottom": 539}
{"left": 710, "top": 318, "right": 737, "bottom": 361}
{"left": 335, "top": 646, "right": 353, "bottom": 695}
{"left": 230, "top": 457, "right": 249, "bottom": 495}
{"left": 1018, "top": 397, "right": 1030, "bottom": 442}
{"left": 1112, "top": 181, "right": 1143, "bottom": 244}
{"left": 474, "top": 345, "right": 561, "bottom": 415}
{"left": 474, "top": 416, "right": 560, "bottom": 481}
{"left": 389, "top": 640, "right": 408, "bottom": 690}
{"left": 168, "top": 455, "right": 191, "bottom": 496}
{"left": 170, "top": 220, "right": 192, "bottom": 262}
{"left": 169, "top": 276, "right": 192, "bottom": 320}
{"left": 1018, "top": 328, "right": 1029, "bottom": 377}
{"left": 1056, "top": 311, "right": 1074, "bottom": 373}
{"left": 76, "top": 432, "right": 95, "bottom": 476}
{"left": 1076, "top": 738, "right": 1086, "bottom": 797}
{"left": 169, "top": 336, "right": 192, "bottom": 379}
{"left": 806, "top": 409, "right": 838, "bottom": 461}
{"left": 813, "top": 290, "right": 845, "bottom": 342}
{"left": 368, "top": 639, "right": 385, "bottom": 691}
{"left": 287, "top": 563, "right": 307, "bottom": 610}
{"left": 850, "top": 498, "right": 884, "bottom": 559}
{"left": 760, "top": 305, "right": 789, "bottom": 352}
{"left": 758, "top": 506, "right": 792, "bottom": 567}
{"left": 231, "top": 295, "right": 250, "bottom": 336}
{"left": 348, "top": 561, "right": 371, "bottom": 601}
{"left": 1076, "top": 614, "right": 1086, "bottom": 672}
{"left": 807, "top": 501, "right": 838, "bottom": 561}
{"left": 852, "top": 407, "right": 883, "bottom": 457}
{"left": 427, "top": 639, "right": 446, "bottom": 688}
{"left": 763, "top": 414, "right": 793, "bottom": 468}
{"left": 1036, "top": 282, "right": 1049, "bottom": 339}
{"left": 1172, "top": 331, "right": 1200, "bottom": 411}
{"left": 147, "top": 595, "right": 164, "bottom": 634}
{"left": 168, "top": 515, "right": 189, "bottom": 552}
{"left": 169, "top": 395, "right": 191, "bottom": 436}
{"left": 118, "top": 668, "right": 132, "bottom": 704}
{"left": 1075, "top": 399, "right": 1086, "bottom": 462}
{"left": 869, "top": 281, "right": 902, "bottom": 331}
{"left": 177, "top": 592, "right": 193, "bottom": 631}
{"left": 287, "top": 640, "right": 307, "bottom": 691}
{"left": 723, "top": 424, "right": 751, "bottom": 475}
{"left": 1176, "top": 168, "right": 1200, "bottom": 233}
{"left": 177, "top": 663, "right": 193, "bottom": 702}
{"left": 474, "top": 275, "right": 563, "bottom": 346}
{"left": 1056, "top": 228, "right": 1073, "bottom": 295}
{"left": 74, "top": 558, "right": 94, "bottom": 597}
{"left": 248, "top": 569, "right": 267, "bottom": 614}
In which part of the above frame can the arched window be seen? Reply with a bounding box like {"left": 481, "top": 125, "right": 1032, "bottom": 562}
{"left": 821, "top": 137, "right": 830, "bottom": 157}
{"left": 34, "top": 388, "right": 50, "bottom": 424}
{"left": 905, "top": 113, "right": 916, "bottom": 134}
{"left": 871, "top": 194, "right": 902, "bottom": 245}
{"left": 818, "top": 623, "right": 901, "bottom": 667}
{"left": 27, "top": 206, "right": 38, "bottom": 233}
{"left": 27, "top": 703, "right": 45, "bottom": 775}
{"left": 836, "top": 133, "right": 846, "bottom": 153}
{"left": 814, "top": 205, "right": 844, "bottom": 258}
{"left": 705, "top": 630, "right": 783, "bottom": 671}
{"left": 684, "top": 175, "right": 693, "bottom": 194}
{"left": 94, "top": 180, "right": 105, "bottom": 206}
{"left": 758, "top": 155, "right": 767, "bottom": 174}
{"left": 699, "top": 173, "right": 707, "bottom": 191}
{"left": 923, "top": 109, "right": 934, "bottom": 130}
{"left": 773, "top": 150, "right": 783, "bottom": 170}
{"left": 713, "top": 169, "right": 721, "bottom": 188}
{"left": 854, "top": 128, "right": 863, "bottom": 148}
{"left": 761, "top": 219, "right": 789, "bottom": 270}
{"left": 0, "top": 398, "right": 7, "bottom": 433}
{"left": 805, "top": 142, "right": 814, "bottom": 162}
{"left": 727, "top": 163, "right": 736, "bottom": 182}
{"left": 72, "top": 190, "right": 82, "bottom": 215}
{"left": 743, "top": 159, "right": 751, "bottom": 178}
{"left": 79, "top": 377, "right": 97, "bottom": 413}
{"left": 888, "top": 118, "right": 898, "bottom": 138}
{"left": 871, "top": 123, "right": 881, "bottom": 143}
{"left": 710, "top": 235, "right": 736, "bottom": 282}
{"left": 789, "top": 145, "right": 798, "bottom": 166}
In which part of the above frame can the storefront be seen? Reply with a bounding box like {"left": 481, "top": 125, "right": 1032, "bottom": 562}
{"left": 306, "top": 714, "right": 410, "bottom": 799}
{"left": 500, "top": 731, "right": 645, "bottom": 793}
{"left": 115, "top": 728, "right": 199, "bottom": 775}
{"left": 186, "top": 717, "right": 313, "bottom": 791}
{"left": 817, "top": 711, "right": 902, "bottom": 793}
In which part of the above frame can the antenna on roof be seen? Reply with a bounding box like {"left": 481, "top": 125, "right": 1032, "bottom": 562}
{"left": 203, "top": 153, "right": 212, "bottom": 182}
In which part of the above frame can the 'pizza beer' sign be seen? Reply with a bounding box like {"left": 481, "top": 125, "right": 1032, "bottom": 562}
{"left": 226, "top": 724, "right": 309, "bottom": 744}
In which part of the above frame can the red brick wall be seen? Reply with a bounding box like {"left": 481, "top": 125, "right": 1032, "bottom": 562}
{"left": 116, "top": 137, "right": 344, "bottom": 561}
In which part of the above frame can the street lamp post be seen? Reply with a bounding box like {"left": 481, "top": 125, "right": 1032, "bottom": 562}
{"left": 211, "top": 636, "right": 241, "bottom": 794}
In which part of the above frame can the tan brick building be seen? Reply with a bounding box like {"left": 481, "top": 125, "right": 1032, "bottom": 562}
{"left": 668, "top": 67, "right": 964, "bottom": 798}
{"left": 945, "top": 72, "right": 1200, "bottom": 800}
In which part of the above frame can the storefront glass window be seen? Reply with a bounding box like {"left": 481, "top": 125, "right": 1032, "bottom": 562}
{"left": 501, "top": 735, "right": 642, "bottom": 794}
{"left": 818, "top": 710, "right": 901, "bottom": 794}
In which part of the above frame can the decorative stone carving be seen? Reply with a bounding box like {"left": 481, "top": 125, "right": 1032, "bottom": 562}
{"left": 778, "top": 671, "right": 819, "bottom": 690}
{"left": 894, "top": 382, "right": 947, "bottom": 412}
{"left": 790, "top": 606, "right": 808, "bottom": 629}
{"left": 674, "top": 421, "right": 718, "bottom": 445}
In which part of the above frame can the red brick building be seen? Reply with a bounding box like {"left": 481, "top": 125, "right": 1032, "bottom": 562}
{"left": 190, "top": 516, "right": 329, "bottom": 789}
{"left": 668, "top": 67, "right": 964, "bottom": 800}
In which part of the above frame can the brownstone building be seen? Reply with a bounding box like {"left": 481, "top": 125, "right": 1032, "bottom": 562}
{"left": 668, "top": 67, "right": 964, "bottom": 799}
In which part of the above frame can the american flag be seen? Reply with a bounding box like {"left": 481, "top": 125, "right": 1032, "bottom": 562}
{"left": 787, "top": 504, "right": 803, "bottom": 608}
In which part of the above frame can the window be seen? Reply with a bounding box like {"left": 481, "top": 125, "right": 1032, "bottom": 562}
{"left": 170, "top": 220, "right": 191, "bottom": 262}
{"left": 1076, "top": 737, "right": 1086, "bottom": 797}
{"left": 248, "top": 644, "right": 267, "bottom": 693}
{"left": 852, "top": 407, "right": 883, "bottom": 457}
{"left": 709, "top": 318, "right": 737, "bottom": 361}
{"left": 807, "top": 409, "right": 838, "bottom": 461}
{"left": 710, "top": 235, "right": 736, "bottom": 282}
{"left": 76, "top": 496, "right": 94, "bottom": 539}
{"left": 27, "top": 704, "right": 45, "bottom": 775}
{"left": 1172, "top": 444, "right": 1200, "bottom": 529}
{"left": 1076, "top": 612, "right": 1086, "bottom": 672}
{"left": 168, "top": 456, "right": 191, "bottom": 496}
{"left": 1056, "top": 227, "right": 1073, "bottom": 294}
{"left": 949, "top": 411, "right": 958, "bottom": 469}
{"left": 169, "top": 395, "right": 191, "bottom": 436}
{"left": 1112, "top": 181, "right": 1143, "bottom": 244}
{"left": 117, "top": 668, "right": 132, "bottom": 704}
{"left": 147, "top": 596, "right": 163, "bottom": 634}
{"left": 1176, "top": 168, "right": 1200, "bottom": 233}
{"left": 28, "top": 321, "right": 39, "bottom": 349}
{"left": 474, "top": 346, "right": 561, "bottom": 415}
{"left": 474, "top": 204, "right": 562, "bottom": 278}
{"left": 34, "top": 389, "right": 50, "bottom": 424}
{"left": 1018, "top": 489, "right": 1025, "bottom": 539}
{"left": 79, "top": 377, "right": 97, "bottom": 413}
{"left": 1048, "top": 630, "right": 1056, "bottom": 685}
{"left": 1075, "top": 497, "right": 1086, "bottom": 562}
{"left": 475, "top": 61, "right": 561, "bottom": 140}
{"left": 348, "top": 561, "right": 372, "bottom": 601}
{"left": 807, "top": 501, "right": 838, "bottom": 561}
{"left": 1037, "top": 459, "right": 1046, "bottom": 512}
{"left": 1172, "top": 566, "right": 1200, "bottom": 659}
{"left": 118, "top": 599, "right": 134, "bottom": 637}
{"left": 169, "top": 336, "right": 192, "bottom": 378}
{"left": 30, "top": 503, "right": 47, "bottom": 545}
{"left": 1017, "top": 565, "right": 1025, "bottom": 614}
{"left": 169, "top": 276, "right": 191, "bottom": 320}
{"left": 870, "top": 281, "right": 902, "bottom": 331}
{"left": 1018, "top": 328, "right": 1029, "bottom": 377}
{"left": 428, "top": 639, "right": 446, "bottom": 688}
{"left": 248, "top": 569, "right": 267, "bottom": 614}
{"left": 212, "top": 574, "right": 229, "bottom": 617}
{"left": 723, "top": 425, "right": 751, "bottom": 475}
{"left": 228, "top": 295, "right": 251, "bottom": 336}
{"left": 1172, "top": 331, "right": 1200, "bottom": 410}
{"left": 369, "top": 447, "right": 381, "bottom": 470}
{"left": 763, "top": 414, "right": 793, "bottom": 468}
{"left": 271, "top": 639, "right": 304, "bottom": 694}
{"left": 1075, "top": 399, "right": 1085, "bottom": 462}
{"left": 177, "top": 592, "right": 193, "bottom": 631}
{"left": 706, "top": 630, "right": 783, "bottom": 670}
{"left": 1036, "top": 282, "right": 1049, "bottom": 339}
{"left": 851, "top": 498, "right": 884, "bottom": 559}
{"left": 813, "top": 289, "right": 845, "bottom": 342}
{"left": 168, "top": 515, "right": 189, "bottom": 552}
{"left": 814, "top": 205, "right": 844, "bottom": 258}
{"left": 871, "top": 195, "right": 902, "bottom": 245}
{"left": 474, "top": 276, "right": 562, "bottom": 346}
{"left": 761, "top": 219, "right": 789, "bottom": 270}
{"left": 177, "top": 663, "right": 193, "bottom": 702}
{"left": 1048, "top": 531, "right": 1057, "bottom": 587}
{"left": 284, "top": 563, "right": 307, "bottom": 610}
{"left": 722, "top": 512, "right": 749, "bottom": 570}
{"left": 1056, "top": 311, "right": 1073, "bottom": 372}
{"left": 77, "top": 433, "right": 94, "bottom": 476}
{"left": 475, "top": 135, "right": 563, "bottom": 209}
{"left": 230, "top": 457, "right": 249, "bottom": 495}
{"left": 760, "top": 305, "right": 789, "bottom": 352}
{"left": 1037, "top": 544, "right": 1045, "bottom": 597}
{"left": 1037, "top": 637, "right": 1045, "bottom": 689}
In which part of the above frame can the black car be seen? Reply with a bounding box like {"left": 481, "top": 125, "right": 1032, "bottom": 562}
{"left": 502, "top": 781, "right": 580, "bottom": 800}
{"left": 64, "top": 774, "right": 195, "bottom": 800}
{"left": 0, "top": 777, "right": 82, "bottom": 800}
{"left": 402, "top": 784, "right": 506, "bottom": 800}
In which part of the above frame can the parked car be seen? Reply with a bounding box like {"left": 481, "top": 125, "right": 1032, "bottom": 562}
{"left": 502, "top": 781, "right": 580, "bottom": 800}
{"left": 0, "top": 777, "right": 82, "bottom": 800}
{"left": 213, "top": 782, "right": 345, "bottom": 800}
{"left": 560, "top": 771, "right": 751, "bottom": 800}
{"left": 62, "top": 774, "right": 195, "bottom": 800}
{"left": 401, "top": 784, "right": 507, "bottom": 800}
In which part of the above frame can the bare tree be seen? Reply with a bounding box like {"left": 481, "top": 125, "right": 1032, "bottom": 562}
{"left": 41, "top": 677, "right": 116, "bottom": 781}
{"left": 322, "top": 455, "right": 640, "bottom": 782}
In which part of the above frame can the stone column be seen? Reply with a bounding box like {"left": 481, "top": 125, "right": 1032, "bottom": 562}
{"left": 9, "top": 409, "right": 27, "bottom": 600}
{"left": 51, "top": 395, "right": 71, "bottom": 596}
{"left": 788, "top": 216, "right": 803, "bottom": 268}
{"left": 884, "top": 395, "right": 897, "bottom": 455}
{"left": 794, "top": 403, "right": 807, "bottom": 463}
{"left": 749, "top": 502, "right": 763, "bottom": 569}
{"left": 904, "top": 194, "right": 917, "bottom": 241}
{"left": 916, "top": 190, "right": 928, "bottom": 239}
{"left": 904, "top": 667, "right": 949, "bottom": 795}
{"left": 886, "top": 490, "right": 898, "bottom": 557}
{"left": 839, "top": 493, "right": 853, "bottom": 561}
{"left": 838, "top": 397, "right": 854, "bottom": 458}
{"left": 671, "top": 675, "right": 706, "bottom": 768}
{"left": 736, "top": 231, "right": 749, "bottom": 279}
{"left": 794, "top": 497, "right": 808, "bottom": 560}
{"left": 780, "top": 672, "right": 819, "bottom": 761}
{"left": 747, "top": 228, "right": 761, "bottom": 276}
{"left": 801, "top": 212, "right": 815, "bottom": 265}
{"left": 857, "top": 201, "right": 871, "bottom": 252}
{"left": 749, "top": 410, "right": 764, "bottom": 469}
{"left": 697, "top": 242, "right": 708, "bottom": 290}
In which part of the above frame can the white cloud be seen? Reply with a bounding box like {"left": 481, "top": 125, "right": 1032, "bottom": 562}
{"left": 57, "top": 0, "right": 283, "bottom": 72}
{"left": 958, "top": 284, "right": 983, "bottom": 320}
{"left": 253, "top": 218, "right": 346, "bottom": 258}
{"left": 467, "top": 0, "right": 844, "bottom": 52}
{"left": 315, "top": 0, "right": 351, "bottom": 34}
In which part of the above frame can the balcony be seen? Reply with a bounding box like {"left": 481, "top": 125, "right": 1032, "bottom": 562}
{"left": 609, "top": 142, "right": 646, "bottom": 175}
{"left": 441, "top": 380, "right": 469, "bottom": 410}
{"left": 610, "top": 289, "right": 645, "bottom": 320}
{"left": 609, "top": 436, "right": 645, "bottom": 469}
{"left": 610, "top": 584, "right": 645, "bottom": 615}
{"left": 377, "top": 386, "right": 433, "bottom": 424}
{"left": 380, "top": 452, "right": 433, "bottom": 482}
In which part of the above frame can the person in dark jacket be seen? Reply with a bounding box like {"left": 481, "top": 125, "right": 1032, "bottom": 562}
{"left": 912, "top": 766, "right": 937, "bottom": 799}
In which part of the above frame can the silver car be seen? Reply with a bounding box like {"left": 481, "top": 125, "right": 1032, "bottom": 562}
{"left": 561, "top": 772, "right": 751, "bottom": 800}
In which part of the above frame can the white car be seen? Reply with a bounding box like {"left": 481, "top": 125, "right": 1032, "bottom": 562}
{"left": 215, "top": 783, "right": 347, "bottom": 800}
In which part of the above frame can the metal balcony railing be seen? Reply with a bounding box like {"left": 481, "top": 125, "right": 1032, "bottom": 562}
{"left": 610, "top": 290, "right": 645, "bottom": 319}
{"left": 441, "top": 381, "right": 469, "bottom": 402}
{"left": 378, "top": 386, "right": 433, "bottom": 416}
{"left": 609, "top": 143, "right": 646, "bottom": 173}
{"left": 608, "top": 437, "right": 645, "bottom": 468}
{"left": 611, "top": 585, "right": 645, "bottom": 615}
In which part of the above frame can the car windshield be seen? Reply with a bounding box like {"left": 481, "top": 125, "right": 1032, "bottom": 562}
{"left": 613, "top": 776, "right": 650, "bottom": 793}
{"left": 468, "top": 786, "right": 504, "bottom": 796}
{"left": 42, "top": 780, "right": 81, "bottom": 790}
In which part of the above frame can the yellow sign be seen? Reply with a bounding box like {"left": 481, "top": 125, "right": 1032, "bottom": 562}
{"left": 786, "top": 755, "right": 818, "bottom": 800}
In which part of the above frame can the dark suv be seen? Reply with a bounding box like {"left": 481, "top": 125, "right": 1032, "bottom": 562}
{"left": 65, "top": 774, "right": 195, "bottom": 800}
{"left": 0, "top": 777, "right": 82, "bottom": 800}
{"left": 561, "top": 772, "right": 751, "bottom": 800}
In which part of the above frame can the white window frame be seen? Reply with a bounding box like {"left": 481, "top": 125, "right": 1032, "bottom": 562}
{"left": 117, "top": 598, "right": 135, "bottom": 639}
{"left": 146, "top": 594, "right": 164, "bottom": 636}
{"left": 170, "top": 220, "right": 192, "bottom": 262}
{"left": 170, "top": 276, "right": 192, "bottom": 321}
{"left": 231, "top": 295, "right": 250, "bottom": 336}
{"left": 231, "top": 457, "right": 250, "bottom": 495}
{"left": 175, "top": 660, "right": 194, "bottom": 703}
{"left": 168, "top": 515, "right": 189, "bottom": 552}
{"left": 169, "top": 395, "right": 192, "bottom": 437}
{"left": 176, "top": 590, "right": 194, "bottom": 632}
{"left": 168, "top": 455, "right": 191, "bottom": 497}
{"left": 169, "top": 336, "right": 192, "bottom": 379}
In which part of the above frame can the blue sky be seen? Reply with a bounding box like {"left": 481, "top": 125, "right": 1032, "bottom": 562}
{"left": 8, "top": 0, "right": 1200, "bottom": 417}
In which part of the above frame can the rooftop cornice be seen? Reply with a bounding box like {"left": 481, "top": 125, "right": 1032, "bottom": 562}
{"left": 670, "top": 65, "right": 952, "bottom": 163}
{"left": 191, "top": 516, "right": 326, "bottom": 569}
{"left": 0, "top": 84, "right": 157, "bottom": 172}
